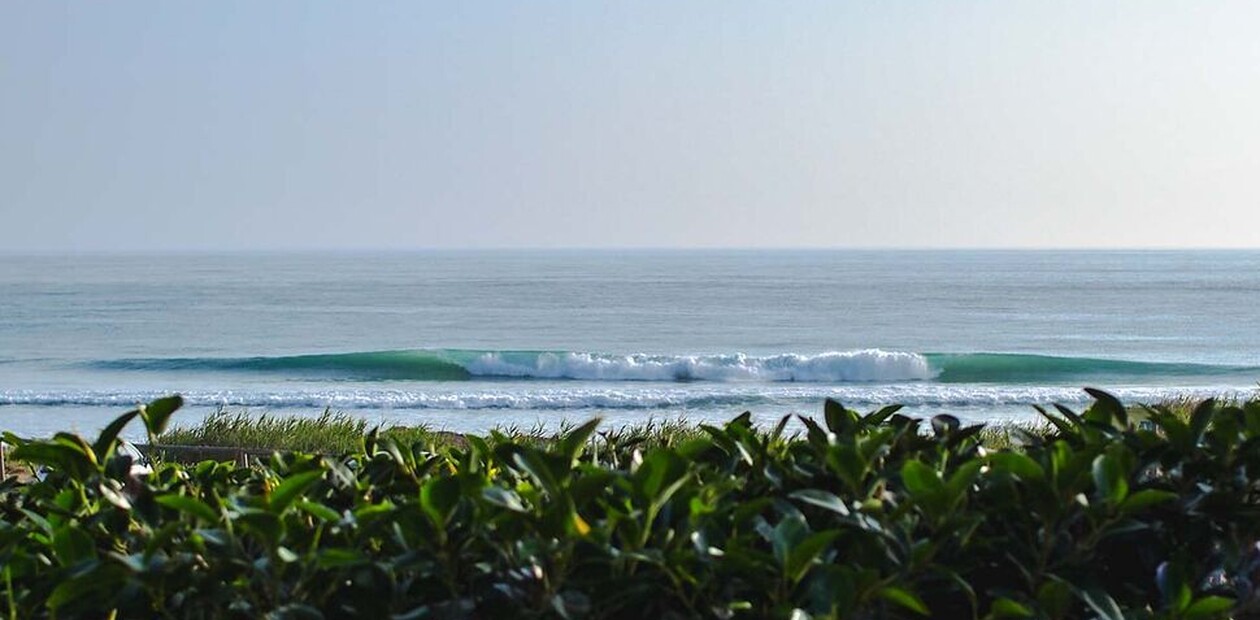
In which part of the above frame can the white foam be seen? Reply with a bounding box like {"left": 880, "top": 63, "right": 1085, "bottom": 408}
{"left": 1, "top": 385, "right": 1252, "bottom": 412}
{"left": 462, "top": 350, "right": 936, "bottom": 383}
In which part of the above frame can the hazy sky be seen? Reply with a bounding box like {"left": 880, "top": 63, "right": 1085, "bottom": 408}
{"left": 3, "top": 2, "right": 1259, "bottom": 251}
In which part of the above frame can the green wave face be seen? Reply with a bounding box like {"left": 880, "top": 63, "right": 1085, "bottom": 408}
{"left": 98, "top": 350, "right": 477, "bottom": 381}
{"left": 925, "top": 353, "right": 1255, "bottom": 384}
{"left": 233, "top": 351, "right": 477, "bottom": 380}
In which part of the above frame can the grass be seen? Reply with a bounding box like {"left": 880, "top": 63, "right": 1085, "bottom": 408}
{"left": 155, "top": 395, "right": 1246, "bottom": 457}
{"left": 158, "top": 409, "right": 376, "bottom": 454}
{"left": 158, "top": 409, "right": 480, "bottom": 454}
{"left": 158, "top": 411, "right": 1048, "bottom": 457}
{"left": 975, "top": 420, "right": 1053, "bottom": 450}
{"left": 159, "top": 410, "right": 715, "bottom": 456}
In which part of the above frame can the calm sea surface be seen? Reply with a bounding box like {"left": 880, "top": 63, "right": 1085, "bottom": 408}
{"left": 2, "top": 250, "right": 1258, "bottom": 438}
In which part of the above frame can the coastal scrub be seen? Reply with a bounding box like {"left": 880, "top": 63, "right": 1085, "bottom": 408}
{"left": 1, "top": 392, "right": 1257, "bottom": 619}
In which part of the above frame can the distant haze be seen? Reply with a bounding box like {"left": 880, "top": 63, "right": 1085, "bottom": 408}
{"left": 3, "top": 2, "right": 1259, "bottom": 251}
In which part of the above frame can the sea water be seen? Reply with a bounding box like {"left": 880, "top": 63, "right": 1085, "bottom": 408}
{"left": 2, "top": 250, "right": 1258, "bottom": 438}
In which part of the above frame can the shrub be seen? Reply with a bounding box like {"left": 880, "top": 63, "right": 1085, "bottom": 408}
{"left": 1, "top": 391, "right": 1258, "bottom": 619}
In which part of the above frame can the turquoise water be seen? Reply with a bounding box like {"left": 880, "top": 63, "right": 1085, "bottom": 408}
{"left": 2, "top": 250, "right": 1258, "bottom": 437}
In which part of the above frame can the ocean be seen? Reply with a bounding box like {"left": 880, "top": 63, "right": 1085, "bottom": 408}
{"left": 2, "top": 250, "right": 1258, "bottom": 439}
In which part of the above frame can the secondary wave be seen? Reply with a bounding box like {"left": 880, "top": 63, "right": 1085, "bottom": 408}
{"left": 925, "top": 353, "right": 1257, "bottom": 383}
{"left": 89, "top": 350, "right": 1260, "bottom": 384}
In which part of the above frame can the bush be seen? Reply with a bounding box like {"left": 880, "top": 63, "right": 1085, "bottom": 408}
{"left": 2, "top": 391, "right": 1258, "bottom": 619}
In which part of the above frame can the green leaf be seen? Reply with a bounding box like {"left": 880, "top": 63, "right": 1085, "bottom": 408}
{"left": 53, "top": 432, "right": 99, "bottom": 467}
{"left": 989, "top": 452, "right": 1045, "bottom": 481}
{"left": 946, "top": 460, "right": 982, "bottom": 500}
{"left": 1189, "top": 398, "right": 1216, "bottom": 444}
{"left": 513, "top": 448, "right": 561, "bottom": 496}
{"left": 1091, "top": 454, "right": 1128, "bottom": 504}
{"left": 420, "top": 476, "right": 462, "bottom": 526}
{"left": 1183, "top": 596, "right": 1234, "bottom": 619}
{"left": 1157, "top": 562, "right": 1192, "bottom": 612}
{"left": 1080, "top": 587, "right": 1124, "bottom": 620}
{"left": 109, "top": 551, "right": 147, "bottom": 574}
{"left": 296, "top": 500, "right": 341, "bottom": 523}
{"left": 1034, "top": 405, "right": 1075, "bottom": 435}
{"left": 47, "top": 562, "right": 124, "bottom": 610}
{"left": 569, "top": 469, "right": 616, "bottom": 505}
{"left": 557, "top": 417, "right": 600, "bottom": 464}
{"left": 482, "top": 486, "right": 528, "bottom": 513}
{"left": 269, "top": 470, "right": 324, "bottom": 514}
{"left": 771, "top": 414, "right": 791, "bottom": 440}
{"left": 317, "top": 548, "right": 365, "bottom": 568}
{"left": 785, "top": 530, "right": 840, "bottom": 583}
{"left": 931, "top": 414, "right": 960, "bottom": 437}
{"left": 633, "top": 450, "right": 689, "bottom": 505}
{"left": 901, "top": 460, "right": 945, "bottom": 497}
{"left": 1036, "top": 579, "right": 1073, "bottom": 619}
{"left": 237, "top": 510, "right": 282, "bottom": 544}
{"left": 879, "top": 586, "right": 930, "bottom": 616}
{"left": 157, "top": 494, "right": 220, "bottom": 522}
{"left": 97, "top": 480, "right": 132, "bottom": 510}
{"left": 92, "top": 409, "right": 140, "bottom": 461}
{"left": 12, "top": 442, "right": 97, "bottom": 479}
{"left": 865, "top": 404, "right": 903, "bottom": 426}
{"left": 194, "top": 528, "right": 231, "bottom": 548}
{"left": 353, "top": 500, "right": 395, "bottom": 523}
{"left": 1118, "top": 489, "right": 1177, "bottom": 515}
{"left": 52, "top": 524, "right": 97, "bottom": 565}
{"left": 799, "top": 416, "right": 831, "bottom": 447}
{"left": 1084, "top": 387, "right": 1127, "bottom": 427}
{"left": 825, "top": 444, "right": 867, "bottom": 493}
{"left": 139, "top": 395, "right": 183, "bottom": 437}
{"left": 789, "top": 489, "right": 850, "bottom": 516}
{"left": 988, "top": 597, "right": 1034, "bottom": 618}
{"left": 1052, "top": 403, "right": 1085, "bottom": 427}
{"left": 770, "top": 516, "right": 809, "bottom": 567}
{"left": 271, "top": 603, "right": 323, "bottom": 619}
{"left": 276, "top": 546, "right": 300, "bottom": 563}
{"left": 824, "top": 399, "right": 850, "bottom": 434}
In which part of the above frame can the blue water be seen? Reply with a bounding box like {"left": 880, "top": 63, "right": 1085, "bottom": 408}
{"left": 2, "top": 250, "right": 1258, "bottom": 437}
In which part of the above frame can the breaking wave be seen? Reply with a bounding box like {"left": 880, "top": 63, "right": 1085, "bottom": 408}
{"left": 89, "top": 349, "right": 1258, "bottom": 384}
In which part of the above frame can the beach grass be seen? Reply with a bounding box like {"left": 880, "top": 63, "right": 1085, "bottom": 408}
{"left": 158, "top": 409, "right": 372, "bottom": 454}
{"left": 158, "top": 410, "right": 716, "bottom": 456}
{"left": 174, "top": 406, "right": 1169, "bottom": 454}
{"left": 156, "top": 396, "right": 1234, "bottom": 456}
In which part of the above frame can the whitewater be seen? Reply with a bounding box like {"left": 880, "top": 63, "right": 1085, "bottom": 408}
{"left": 2, "top": 251, "right": 1259, "bottom": 437}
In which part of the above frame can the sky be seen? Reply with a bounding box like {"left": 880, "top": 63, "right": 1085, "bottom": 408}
{"left": 2, "top": 2, "right": 1259, "bottom": 251}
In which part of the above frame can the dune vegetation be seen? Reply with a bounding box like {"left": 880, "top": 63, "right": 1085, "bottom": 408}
{"left": 2, "top": 392, "right": 1259, "bottom": 618}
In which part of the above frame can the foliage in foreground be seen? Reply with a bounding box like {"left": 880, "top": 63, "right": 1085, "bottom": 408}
{"left": 3, "top": 392, "right": 1260, "bottom": 619}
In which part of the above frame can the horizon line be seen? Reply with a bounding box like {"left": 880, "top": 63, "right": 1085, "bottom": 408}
{"left": 2, "top": 245, "right": 1259, "bottom": 256}
{"left": 2, "top": 244, "right": 1260, "bottom": 257}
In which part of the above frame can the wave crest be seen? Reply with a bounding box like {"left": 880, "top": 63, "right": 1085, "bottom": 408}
{"left": 463, "top": 350, "right": 933, "bottom": 383}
